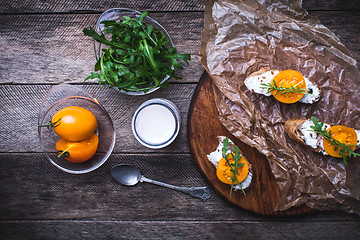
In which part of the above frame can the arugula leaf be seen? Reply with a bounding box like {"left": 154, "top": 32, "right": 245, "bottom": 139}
{"left": 222, "top": 137, "right": 246, "bottom": 198}
{"left": 85, "top": 72, "right": 101, "bottom": 81}
{"left": 83, "top": 27, "right": 109, "bottom": 45}
{"left": 83, "top": 11, "right": 190, "bottom": 93}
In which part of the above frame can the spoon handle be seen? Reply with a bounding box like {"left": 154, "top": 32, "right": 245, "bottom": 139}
{"left": 140, "top": 176, "right": 211, "bottom": 201}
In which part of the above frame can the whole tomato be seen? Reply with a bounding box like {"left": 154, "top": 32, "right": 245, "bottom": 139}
{"left": 56, "top": 133, "right": 99, "bottom": 163}
{"left": 41, "top": 106, "right": 98, "bottom": 141}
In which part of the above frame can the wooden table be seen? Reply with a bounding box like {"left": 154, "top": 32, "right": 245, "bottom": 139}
{"left": 1, "top": 0, "right": 360, "bottom": 239}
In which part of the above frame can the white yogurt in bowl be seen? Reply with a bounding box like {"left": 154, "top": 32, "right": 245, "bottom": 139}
{"left": 132, "top": 98, "right": 180, "bottom": 149}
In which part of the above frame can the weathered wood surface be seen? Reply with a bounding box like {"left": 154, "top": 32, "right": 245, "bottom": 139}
{"left": 1, "top": 220, "right": 360, "bottom": 240}
{"left": 0, "top": 84, "right": 195, "bottom": 153}
{"left": 0, "top": 0, "right": 359, "bottom": 13}
{"left": 1, "top": 0, "right": 360, "bottom": 239}
{"left": 0, "top": 0, "right": 205, "bottom": 13}
{"left": 1, "top": 12, "right": 360, "bottom": 85}
{"left": 0, "top": 12, "right": 203, "bottom": 84}
{"left": 1, "top": 153, "right": 359, "bottom": 239}
{"left": 0, "top": 153, "right": 359, "bottom": 221}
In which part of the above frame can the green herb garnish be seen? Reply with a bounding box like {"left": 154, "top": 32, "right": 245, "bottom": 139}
{"left": 309, "top": 116, "right": 360, "bottom": 166}
{"left": 222, "top": 137, "right": 246, "bottom": 198}
{"left": 83, "top": 11, "right": 190, "bottom": 93}
{"left": 260, "top": 80, "right": 311, "bottom": 96}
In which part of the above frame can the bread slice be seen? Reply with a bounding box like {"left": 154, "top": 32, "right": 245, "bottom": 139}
{"left": 284, "top": 119, "right": 324, "bottom": 153}
{"left": 247, "top": 67, "right": 280, "bottom": 78}
{"left": 284, "top": 119, "right": 307, "bottom": 144}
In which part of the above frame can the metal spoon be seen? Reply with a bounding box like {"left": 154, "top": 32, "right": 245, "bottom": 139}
{"left": 111, "top": 163, "right": 211, "bottom": 201}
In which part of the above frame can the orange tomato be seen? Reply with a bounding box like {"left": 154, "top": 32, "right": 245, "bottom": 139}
{"left": 51, "top": 106, "right": 97, "bottom": 141}
{"left": 56, "top": 133, "right": 99, "bottom": 163}
{"left": 323, "top": 125, "right": 357, "bottom": 158}
{"left": 216, "top": 154, "right": 249, "bottom": 185}
{"left": 271, "top": 70, "right": 306, "bottom": 104}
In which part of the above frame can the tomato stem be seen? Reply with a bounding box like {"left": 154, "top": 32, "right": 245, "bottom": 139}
{"left": 38, "top": 118, "right": 61, "bottom": 129}
{"left": 57, "top": 150, "right": 70, "bottom": 158}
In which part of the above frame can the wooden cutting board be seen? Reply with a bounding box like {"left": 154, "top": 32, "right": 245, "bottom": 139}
{"left": 187, "top": 72, "right": 312, "bottom": 216}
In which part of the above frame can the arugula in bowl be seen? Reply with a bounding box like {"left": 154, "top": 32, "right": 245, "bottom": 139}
{"left": 83, "top": 11, "right": 190, "bottom": 94}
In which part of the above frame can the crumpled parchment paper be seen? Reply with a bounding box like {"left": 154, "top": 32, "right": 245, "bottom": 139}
{"left": 199, "top": 0, "right": 360, "bottom": 214}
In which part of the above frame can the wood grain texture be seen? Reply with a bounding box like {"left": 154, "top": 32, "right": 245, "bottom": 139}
{"left": 0, "top": 153, "right": 216, "bottom": 221}
{"left": 311, "top": 11, "right": 360, "bottom": 63}
{"left": 303, "top": 0, "right": 360, "bottom": 10}
{"left": 0, "top": 153, "right": 359, "bottom": 221}
{"left": 1, "top": 11, "right": 360, "bottom": 85}
{"left": 0, "top": 0, "right": 205, "bottom": 13}
{"left": 1, "top": 220, "right": 360, "bottom": 240}
{"left": 188, "top": 73, "right": 311, "bottom": 216}
{"left": 0, "top": 12, "right": 203, "bottom": 84}
{"left": 1, "top": 0, "right": 359, "bottom": 13}
{"left": 0, "top": 84, "right": 196, "bottom": 153}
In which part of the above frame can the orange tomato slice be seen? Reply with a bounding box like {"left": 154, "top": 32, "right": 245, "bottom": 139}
{"left": 271, "top": 70, "right": 306, "bottom": 104}
{"left": 56, "top": 133, "right": 99, "bottom": 163}
{"left": 323, "top": 125, "right": 357, "bottom": 158}
{"left": 216, "top": 154, "right": 249, "bottom": 185}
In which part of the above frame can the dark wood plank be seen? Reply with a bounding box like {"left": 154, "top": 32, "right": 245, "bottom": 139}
{"left": 1, "top": 11, "right": 360, "bottom": 85}
{"left": 0, "top": 10, "right": 358, "bottom": 84}
{"left": 1, "top": 220, "right": 359, "bottom": 240}
{"left": 0, "top": 84, "right": 196, "bottom": 153}
{"left": 1, "top": 153, "right": 359, "bottom": 221}
{"left": 311, "top": 11, "right": 360, "bottom": 65}
{"left": 1, "top": 0, "right": 359, "bottom": 14}
{"left": 0, "top": 153, "right": 252, "bottom": 221}
{"left": 0, "top": 0, "right": 205, "bottom": 13}
{"left": 303, "top": 0, "right": 360, "bottom": 10}
{"left": 0, "top": 12, "right": 204, "bottom": 84}
{"left": 0, "top": 5, "right": 359, "bottom": 84}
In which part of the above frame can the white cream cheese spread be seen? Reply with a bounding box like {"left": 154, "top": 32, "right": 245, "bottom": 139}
{"left": 244, "top": 70, "right": 320, "bottom": 104}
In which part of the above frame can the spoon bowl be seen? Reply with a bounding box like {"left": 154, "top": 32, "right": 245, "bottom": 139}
{"left": 111, "top": 164, "right": 141, "bottom": 186}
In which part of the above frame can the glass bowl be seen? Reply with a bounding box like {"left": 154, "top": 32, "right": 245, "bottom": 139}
{"left": 94, "top": 8, "right": 175, "bottom": 95}
{"left": 38, "top": 83, "right": 115, "bottom": 174}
